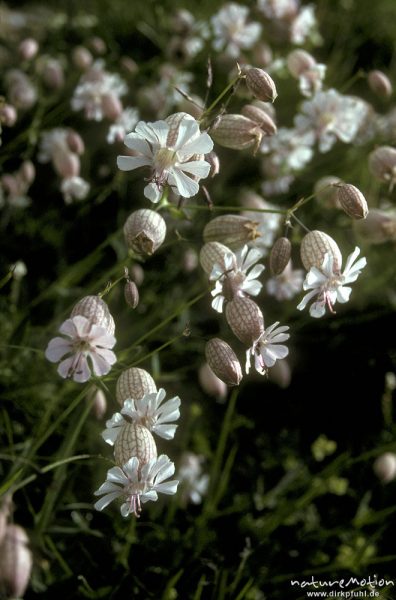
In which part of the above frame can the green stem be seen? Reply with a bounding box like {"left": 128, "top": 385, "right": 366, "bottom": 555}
{"left": 200, "top": 74, "right": 243, "bottom": 120}
{"left": 186, "top": 204, "right": 286, "bottom": 215}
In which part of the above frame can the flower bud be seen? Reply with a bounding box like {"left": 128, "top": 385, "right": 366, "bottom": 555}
{"left": 300, "top": 230, "right": 342, "bottom": 271}
{"left": 53, "top": 151, "right": 80, "bottom": 178}
{"left": 130, "top": 264, "right": 145, "bottom": 285}
{"left": 71, "top": 295, "right": 115, "bottom": 335}
{"left": 314, "top": 176, "right": 342, "bottom": 208}
{"left": 241, "top": 104, "right": 277, "bottom": 135}
{"left": 0, "top": 525, "right": 32, "bottom": 599}
{"left": 225, "top": 297, "right": 264, "bottom": 346}
{"left": 114, "top": 422, "right": 157, "bottom": 468}
{"left": 199, "top": 241, "right": 232, "bottom": 275}
{"left": 182, "top": 248, "right": 198, "bottom": 272}
{"left": 268, "top": 358, "right": 291, "bottom": 388}
{"left": 124, "top": 280, "right": 139, "bottom": 308}
{"left": 368, "top": 146, "right": 396, "bottom": 189}
{"left": 20, "top": 160, "right": 35, "bottom": 185}
{"left": 373, "top": 452, "right": 396, "bottom": 483}
{"left": 66, "top": 131, "right": 85, "bottom": 155}
{"left": 368, "top": 70, "right": 392, "bottom": 99}
{"left": 205, "top": 151, "right": 220, "bottom": 177}
{"left": 120, "top": 56, "right": 139, "bottom": 75}
{"left": 211, "top": 114, "right": 263, "bottom": 151}
{"left": 245, "top": 68, "right": 278, "bottom": 102}
{"left": 18, "top": 38, "right": 38, "bottom": 60}
{"left": 89, "top": 36, "right": 106, "bottom": 55}
{"left": 287, "top": 49, "right": 316, "bottom": 78}
{"left": 205, "top": 338, "right": 243, "bottom": 386}
{"left": 354, "top": 209, "right": 396, "bottom": 244}
{"left": 102, "top": 93, "right": 123, "bottom": 121}
{"left": 203, "top": 215, "right": 261, "bottom": 250}
{"left": 40, "top": 58, "right": 64, "bottom": 90}
{"left": 116, "top": 367, "right": 157, "bottom": 406}
{"left": 90, "top": 387, "right": 107, "bottom": 419}
{"left": 252, "top": 42, "right": 273, "bottom": 68}
{"left": 0, "top": 104, "right": 17, "bottom": 127}
{"left": 124, "top": 209, "right": 166, "bottom": 256}
{"left": 270, "top": 237, "right": 292, "bottom": 275}
{"left": 72, "top": 46, "right": 93, "bottom": 70}
{"left": 198, "top": 363, "right": 228, "bottom": 399}
{"left": 336, "top": 183, "right": 368, "bottom": 220}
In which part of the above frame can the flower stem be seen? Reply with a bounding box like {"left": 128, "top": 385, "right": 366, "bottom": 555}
{"left": 187, "top": 204, "right": 286, "bottom": 215}
{"left": 200, "top": 73, "right": 243, "bottom": 121}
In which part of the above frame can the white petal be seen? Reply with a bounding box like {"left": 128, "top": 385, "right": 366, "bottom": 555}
{"left": 45, "top": 338, "right": 72, "bottom": 362}
{"left": 297, "top": 289, "right": 318, "bottom": 311}
{"left": 336, "top": 285, "right": 351, "bottom": 304}
{"left": 245, "top": 264, "right": 265, "bottom": 280}
{"left": 178, "top": 160, "right": 210, "bottom": 179}
{"left": 117, "top": 155, "right": 152, "bottom": 171}
{"left": 154, "top": 480, "right": 179, "bottom": 495}
{"left": 171, "top": 169, "right": 199, "bottom": 198}
{"left": 94, "top": 491, "right": 121, "bottom": 511}
{"left": 123, "top": 133, "right": 152, "bottom": 156}
{"left": 242, "top": 280, "right": 262, "bottom": 296}
{"left": 144, "top": 182, "right": 162, "bottom": 203}
{"left": 89, "top": 351, "right": 113, "bottom": 377}
{"left": 309, "top": 301, "right": 326, "bottom": 318}
{"left": 211, "top": 294, "right": 225, "bottom": 313}
{"left": 152, "top": 423, "right": 177, "bottom": 440}
{"left": 180, "top": 132, "right": 214, "bottom": 156}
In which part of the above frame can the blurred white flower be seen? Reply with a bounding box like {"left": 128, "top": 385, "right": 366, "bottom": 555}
{"left": 107, "top": 107, "right": 139, "bottom": 144}
{"left": 211, "top": 3, "right": 262, "bottom": 58}
{"left": 94, "top": 455, "right": 179, "bottom": 517}
{"left": 102, "top": 389, "right": 181, "bottom": 443}
{"left": 117, "top": 115, "right": 213, "bottom": 203}
{"left": 45, "top": 315, "right": 116, "bottom": 383}
{"left": 178, "top": 452, "right": 209, "bottom": 505}
{"left": 60, "top": 176, "right": 90, "bottom": 203}
{"left": 290, "top": 5, "right": 317, "bottom": 44}
{"left": 210, "top": 245, "right": 265, "bottom": 313}
{"left": 246, "top": 321, "right": 290, "bottom": 375}
{"left": 266, "top": 260, "right": 304, "bottom": 301}
{"left": 261, "top": 127, "right": 314, "bottom": 172}
{"left": 297, "top": 247, "right": 367, "bottom": 318}
{"left": 294, "top": 89, "right": 370, "bottom": 153}
{"left": 258, "top": 0, "right": 298, "bottom": 19}
{"left": 10, "top": 260, "right": 27, "bottom": 280}
{"left": 298, "top": 63, "right": 326, "bottom": 97}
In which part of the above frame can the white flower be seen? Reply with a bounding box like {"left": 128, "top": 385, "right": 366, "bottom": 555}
{"left": 298, "top": 63, "right": 326, "bottom": 98}
{"left": 241, "top": 194, "right": 283, "bottom": 252}
{"left": 294, "top": 89, "right": 370, "bottom": 153}
{"left": 45, "top": 315, "right": 116, "bottom": 383}
{"left": 60, "top": 176, "right": 90, "bottom": 203}
{"left": 94, "top": 455, "right": 179, "bottom": 517}
{"left": 211, "top": 3, "right": 262, "bottom": 58}
{"left": 178, "top": 452, "right": 209, "bottom": 505}
{"left": 297, "top": 247, "right": 367, "bottom": 318}
{"left": 290, "top": 5, "right": 317, "bottom": 44}
{"left": 246, "top": 322, "right": 290, "bottom": 375}
{"left": 266, "top": 260, "right": 304, "bottom": 301}
{"left": 261, "top": 127, "right": 314, "bottom": 172}
{"left": 258, "top": 0, "right": 298, "bottom": 20}
{"left": 117, "top": 115, "right": 213, "bottom": 203}
{"left": 209, "top": 245, "right": 265, "bottom": 313}
{"left": 107, "top": 107, "right": 139, "bottom": 144}
{"left": 102, "top": 389, "right": 181, "bottom": 443}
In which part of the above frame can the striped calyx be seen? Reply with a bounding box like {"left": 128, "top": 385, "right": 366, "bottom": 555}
{"left": 114, "top": 422, "right": 157, "bottom": 468}
{"left": 116, "top": 367, "right": 157, "bottom": 406}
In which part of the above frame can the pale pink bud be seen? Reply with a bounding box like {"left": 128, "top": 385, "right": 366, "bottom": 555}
{"left": 9, "top": 80, "right": 37, "bottom": 110}
{"left": 90, "top": 388, "right": 107, "bottom": 420}
{"left": 41, "top": 59, "right": 64, "bottom": 90}
{"left": 198, "top": 363, "right": 228, "bottom": 399}
{"left": 20, "top": 160, "right": 36, "bottom": 185}
{"left": 88, "top": 36, "right": 106, "bottom": 54}
{"left": 373, "top": 452, "right": 396, "bottom": 483}
{"left": 336, "top": 183, "right": 368, "bottom": 220}
{"left": 72, "top": 46, "right": 93, "bottom": 70}
{"left": 0, "top": 524, "right": 32, "bottom": 598}
{"left": 130, "top": 264, "right": 145, "bottom": 286}
{"left": 252, "top": 43, "right": 273, "bottom": 68}
{"left": 53, "top": 151, "right": 80, "bottom": 179}
{"left": 0, "top": 104, "right": 17, "bottom": 126}
{"left": 116, "top": 367, "right": 157, "bottom": 406}
{"left": 225, "top": 297, "right": 264, "bottom": 346}
{"left": 124, "top": 209, "right": 166, "bottom": 256}
{"left": 182, "top": 248, "right": 198, "bottom": 272}
{"left": 124, "top": 280, "right": 139, "bottom": 308}
{"left": 71, "top": 295, "right": 115, "bottom": 335}
{"left": 18, "top": 38, "right": 39, "bottom": 60}
{"left": 114, "top": 422, "right": 157, "bottom": 468}
{"left": 368, "top": 70, "right": 392, "bottom": 99}
{"left": 368, "top": 146, "right": 396, "bottom": 189}
{"left": 270, "top": 237, "right": 292, "bottom": 275}
{"left": 102, "top": 93, "right": 123, "bottom": 121}
{"left": 287, "top": 49, "right": 316, "bottom": 78}
{"left": 203, "top": 215, "right": 261, "bottom": 250}
{"left": 120, "top": 56, "right": 139, "bottom": 75}
{"left": 314, "top": 176, "right": 342, "bottom": 208}
{"left": 66, "top": 131, "right": 85, "bottom": 155}
{"left": 1, "top": 175, "right": 19, "bottom": 196}
{"left": 300, "top": 230, "right": 342, "bottom": 271}
{"left": 245, "top": 68, "right": 278, "bottom": 103}
{"left": 205, "top": 338, "right": 243, "bottom": 386}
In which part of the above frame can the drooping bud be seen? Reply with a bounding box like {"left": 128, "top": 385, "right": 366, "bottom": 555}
{"left": 102, "top": 93, "right": 123, "bottom": 121}
{"left": 287, "top": 49, "right": 316, "bottom": 78}
{"left": 66, "top": 131, "right": 85, "bottom": 155}
{"left": 336, "top": 184, "right": 368, "bottom": 220}
{"left": 354, "top": 209, "right": 396, "bottom": 244}
{"left": 198, "top": 363, "right": 228, "bottom": 399}
{"left": 53, "top": 152, "right": 80, "bottom": 179}
{"left": 0, "top": 104, "right": 17, "bottom": 127}
{"left": 90, "top": 387, "right": 107, "bottom": 420}
{"left": 368, "top": 70, "right": 392, "bottom": 99}
{"left": 270, "top": 237, "right": 292, "bottom": 275}
{"left": 300, "top": 230, "right": 342, "bottom": 271}
{"left": 203, "top": 215, "right": 261, "bottom": 250}
{"left": 225, "top": 297, "right": 264, "bottom": 346}
{"left": 182, "top": 248, "right": 199, "bottom": 272}
{"left": 241, "top": 104, "right": 277, "bottom": 135}
{"left": 114, "top": 422, "right": 157, "bottom": 468}
{"left": 72, "top": 46, "right": 93, "bottom": 70}
{"left": 20, "top": 160, "right": 36, "bottom": 185}
{"left": 18, "top": 38, "right": 39, "bottom": 60}
{"left": 130, "top": 264, "right": 145, "bottom": 286}
{"left": 124, "top": 209, "right": 166, "bottom": 256}
{"left": 116, "top": 367, "right": 157, "bottom": 406}
{"left": 373, "top": 452, "right": 396, "bottom": 483}
{"left": 314, "top": 176, "right": 342, "bottom": 208}
{"left": 124, "top": 280, "right": 139, "bottom": 308}
{"left": 368, "top": 146, "right": 396, "bottom": 190}
{"left": 199, "top": 241, "right": 232, "bottom": 275}
{"left": 205, "top": 338, "right": 243, "bottom": 386}
{"left": 71, "top": 295, "right": 115, "bottom": 335}
{"left": 210, "top": 114, "right": 263, "bottom": 151}
{"left": 245, "top": 68, "right": 278, "bottom": 103}
{"left": 0, "top": 525, "right": 32, "bottom": 599}
{"left": 205, "top": 151, "right": 220, "bottom": 177}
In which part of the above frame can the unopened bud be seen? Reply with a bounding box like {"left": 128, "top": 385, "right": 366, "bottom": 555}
{"left": 287, "top": 49, "right": 316, "bottom": 78}
{"left": 90, "top": 387, "right": 107, "bottom": 419}
{"left": 120, "top": 56, "right": 139, "bottom": 75}
{"left": 102, "top": 93, "right": 123, "bottom": 121}
{"left": 66, "top": 131, "right": 85, "bottom": 155}
{"left": 245, "top": 68, "right": 278, "bottom": 103}
{"left": 336, "top": 183, "right": 368, "bottom": 219}
{"left": 354, "top": 209, "right": 396, "bottom": 244}
{"left": 300, "top": 230, "right": 342, "bottom": 271}
{"left": 0, "top": 525, "right": 32, "bottom": 599}
{"left": 89, "top": 36, "right": 106, "bottom": 55}
{"left": 225, "top": 297, "right": 264, "bottom": 346}
{"left": 368, "top": 146, "right": 396, "bottom": 189}
{"left": 270, "top": 237, "right": 292, "bottom": 275}
{"left": 71, "top": 295, "right": 115, "bottom": 335}
{"left": 373, "top": 452, "right": 396, "bottom": 483}
{"left": 124, "top": 280, "right": 139, "bottom": 308}
{"left": 268, "top": 358, "right": 291, "bottom": 388}
{"left": 205, "top": 151, "right": 220, "bottom": 177}
{"left": 53, "top": 151, "right": 80, "bottom": 178}
{"left": 368, "top": 70, "right": 392, "bottom": 99}
{"left": 182, "top": 248, "right": 198, "bottom": 272}
{"left": 205, "top": 338, "right": 243, "bottom": 386}
{"left": 211, "top": 114, "right": 263, "bottom": 151}
{"left": 72, "top": 46, "right": 93, "bottom": 70}
{"left": 116, "top": 367, "right": 157, "bottom": 406}
{"left": 241, "top": 104, "right": 277, "bottom": 135}
{"left": 252, "top": 42, "right": 273, "bottom": 68}
{"left": 18, "top": 38, "right": 38, "bottom": 60}
{"left": 0, "top": 104, "right": 17, "bottom": 127}
{"left": 20, "top": 160, "right": 35, "bottom": 184}
{"left": 40, "top": 58, "right": 64, "bottom": 89}
{"left": 198, "top": 363, "right": 228, "bottom": 399}
{"left": 199, "top": 241, "right": 232, "bottom": 275}
{"left": 314, "top": 176, "right": 342, "bottom": 208}
{"left": 130, "top": 264, "right": 145, "bottom": 285}
{"left": 124, "top": 209, "right": 166, "bottom": 256}
{"left": 203, "top": 215, "right": 261, "bottom": 250}
{"left": 114, "top": 422, "right": 157, "bottom": 468}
